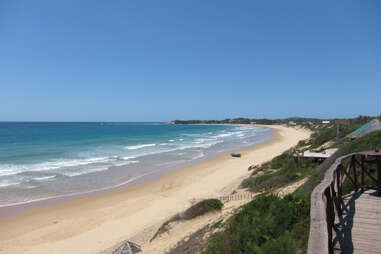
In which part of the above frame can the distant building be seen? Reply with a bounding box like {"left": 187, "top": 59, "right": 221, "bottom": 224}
{"left": 289, "top": 121, "right": 297, "bottom": 126}
{"left": 322, "top": 120, "right": 330, "bottom": 124}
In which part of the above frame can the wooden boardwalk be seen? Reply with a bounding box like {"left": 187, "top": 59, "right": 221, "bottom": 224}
{"left": 333, "top": 189, "right": 381, "bottom": 254}
{"left": 308, "top": 150, "right": 381, "bottom": 254}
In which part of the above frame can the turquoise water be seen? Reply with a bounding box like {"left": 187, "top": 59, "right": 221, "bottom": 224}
{"left": 0, "top": 122, "right": 273, "bottom": 205}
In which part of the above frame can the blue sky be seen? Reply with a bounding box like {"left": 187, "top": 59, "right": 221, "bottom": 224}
{"left": 0, "top": 0, "right": 380, "bottom": 121}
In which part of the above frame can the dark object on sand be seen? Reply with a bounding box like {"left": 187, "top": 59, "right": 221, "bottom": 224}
{"left": 113, "top": 241, "right": 142, "bottom": 254}
{"left": 248, "top": 164, "right": 258, "bottom": 171}
{"left": 231, "top": 153, "right": 241, "bottom": 158}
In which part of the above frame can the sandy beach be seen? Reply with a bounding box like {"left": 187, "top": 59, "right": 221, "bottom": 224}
{"left": 0, "top": 125, "right": 310, "bottom": 254}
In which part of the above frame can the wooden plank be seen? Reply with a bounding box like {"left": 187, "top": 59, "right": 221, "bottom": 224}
{"left": 351, "top": 192, "right": 381, "bottom": 254}
{"left": 353, "top": 250, "right": 381, "bottom": 254}
{"left": 351, "top": 235, "right": 381, "bottom": 241}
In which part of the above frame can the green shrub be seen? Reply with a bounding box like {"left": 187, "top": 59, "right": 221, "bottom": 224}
{"left": 242, "top": 154, "right": 318, "bottom": 192}
{"left": 211, "top": 219, "right": 223, "bottom": 229}
{"left": 183, "top": 199, "right": 223, "bottom": 220}
{"left": 310, "top": 125, "right": 336, "bottom": 148}
{"left": 254, "top": 231, "right": 296, "bottom": 254}
{"left": 202, "top": 194, "right": 309, "bottom": 254}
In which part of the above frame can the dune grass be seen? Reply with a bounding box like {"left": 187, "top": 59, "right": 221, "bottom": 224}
{"left": 151, "top": 199, "right": 223, "bottom": 242}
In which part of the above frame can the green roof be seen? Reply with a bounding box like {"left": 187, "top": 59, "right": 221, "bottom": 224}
{"left": 350, "top": 119, "right": 381, "bottom": 137}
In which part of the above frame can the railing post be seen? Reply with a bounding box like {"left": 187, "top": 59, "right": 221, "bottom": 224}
{"left": 377, "top": 156, "right": 381, "bottom": 196}
{"left": 325, "top": 187, "right": 334, "bottom": 254}
{"left": 352, "top": 155, "right": 358, "bottom": 192}
{"left": 361, "top": 156, "right": 365, "bottom": 191}
{"left": 331, "top": 180, "right": 341, "bottom": 217}
{"left": 337, "top": 164, "right": 343, "bottom": 207}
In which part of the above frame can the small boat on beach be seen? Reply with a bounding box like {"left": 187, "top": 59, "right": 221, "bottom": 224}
{"left": 230, "top": 153, "right": 241, "bottom": 158}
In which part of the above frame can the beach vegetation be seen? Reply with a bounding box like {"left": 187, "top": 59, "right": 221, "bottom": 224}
{"left": 211, "top": 219, "right": 223, "bottom": 230}
{"left": 151, "top": 199, "right": 223, "bottom": 242}
{"left": 241, "top": 151, "right": 318, "bottom": 192}
{"left": 202, "top": 194, "right": 308, "bottom": 254}
{"left": 201, "top": 120, "right": 381, "bottom": 254}
{"left": 165, "top": 117, "right": 381, "bottom": 254}
{"left": 183, "top": 199, "right": 223, "bottom": 220}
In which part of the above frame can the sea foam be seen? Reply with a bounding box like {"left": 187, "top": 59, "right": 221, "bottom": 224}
{"left": 124, "top": 144, "right": 156, "bottom": 150}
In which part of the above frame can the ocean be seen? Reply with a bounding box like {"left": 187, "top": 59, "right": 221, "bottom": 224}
{"left": 0, "top": 122, "right": 273, "bottom": 206}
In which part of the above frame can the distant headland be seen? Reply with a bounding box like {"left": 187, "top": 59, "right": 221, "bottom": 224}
{"left": 167, "top": 117, "right": 329, "bottom": 126}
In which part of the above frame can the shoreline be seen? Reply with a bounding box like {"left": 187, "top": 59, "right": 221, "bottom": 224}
{"left": 0, "top": 125, "right": 311, "bottom": 254}
{"left": 0, "top": 124, "right": 272, "bottom": 218}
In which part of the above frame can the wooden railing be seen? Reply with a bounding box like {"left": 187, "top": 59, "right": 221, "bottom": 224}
{"left": 307, "top": 150, "right": 381, "bottom": 254}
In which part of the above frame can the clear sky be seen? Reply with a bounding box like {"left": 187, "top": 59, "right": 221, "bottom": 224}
{"left": 0, "top": 0, "right": 380, "bottom": 121}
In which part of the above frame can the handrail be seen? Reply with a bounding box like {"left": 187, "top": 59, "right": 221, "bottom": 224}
{"left": 307, "top": 150, "right": 381, "bottom": 254}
